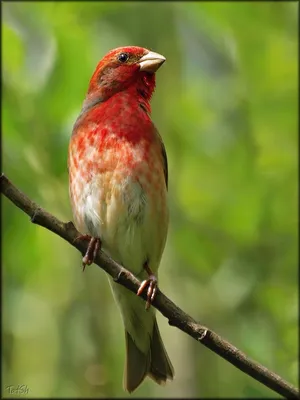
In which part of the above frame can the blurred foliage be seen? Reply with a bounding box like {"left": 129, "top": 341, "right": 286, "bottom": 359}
{"left": 2, "top": 1, "right": 298, "bottom": 398}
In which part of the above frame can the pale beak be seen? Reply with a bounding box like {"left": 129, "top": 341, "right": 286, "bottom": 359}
{"left": 138, "top": 51, "right": 166, "bottom": 73}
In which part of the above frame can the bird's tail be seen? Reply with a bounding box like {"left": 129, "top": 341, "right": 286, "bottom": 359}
{"left": 124, "top": 319, "right": 174, "bottom": 393}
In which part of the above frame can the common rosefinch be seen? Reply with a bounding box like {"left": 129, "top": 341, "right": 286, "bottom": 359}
{"left": 68, "top": 46, "right": 173, "bottom": 392}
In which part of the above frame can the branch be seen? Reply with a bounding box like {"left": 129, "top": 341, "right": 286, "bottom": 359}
{"left": 1, "top": 173, "right": 298, "bottom": 399}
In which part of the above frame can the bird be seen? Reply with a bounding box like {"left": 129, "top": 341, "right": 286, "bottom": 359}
{"left": 68, "top": 46, "right": 174, "bottom": 392}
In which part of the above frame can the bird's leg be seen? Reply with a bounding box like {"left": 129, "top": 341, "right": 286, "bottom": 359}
{"left": 73, "top": 234, "right": 91, "bottom": 243}
{"left": 137, "top": 262, "right": 158, "bottom": 310}
{"left": 73, "top": 234, "right": 101, "bottom": 271}
{"left": 82, "top": 237, "right": 101, "bottom": 271}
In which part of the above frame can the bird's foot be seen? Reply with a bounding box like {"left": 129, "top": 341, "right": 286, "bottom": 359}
{"left": 73, "top": 234, "right": 91, "bottom": 243}
{"left": 74, "top": 235, "right": 101, "bottom": 272}
{"left": 137, "top": 264, "right": 158, "bottom": 310}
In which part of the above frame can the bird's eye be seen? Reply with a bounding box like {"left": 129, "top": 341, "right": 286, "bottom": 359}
{"left": 118, "top": 53, "right": 129, "bottom": 63}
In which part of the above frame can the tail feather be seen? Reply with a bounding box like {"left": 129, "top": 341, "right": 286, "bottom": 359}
{"left": 124, "top": 319, "right": 174, "bottom": 392}
{"left": 124, "top": 330, "right": 151, "bottom": 393}
{"left": 149, "top": 319, "right": 174, "bottom": 384}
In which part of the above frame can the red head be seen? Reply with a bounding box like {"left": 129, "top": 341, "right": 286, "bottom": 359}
{"left": 82, "top": 46, "right": 166, "bottom": 111}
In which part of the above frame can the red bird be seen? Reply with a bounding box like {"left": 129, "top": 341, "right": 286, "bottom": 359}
{"left": 68, "top": 46, "right": 173, "bottom": 392}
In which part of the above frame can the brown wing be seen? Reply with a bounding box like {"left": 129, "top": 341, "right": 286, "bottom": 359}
{"left": 155, "top": 127, "right": 168, "bottom": 190}
{"left": 139, "top": 102, "right": 168, "bottom": 189}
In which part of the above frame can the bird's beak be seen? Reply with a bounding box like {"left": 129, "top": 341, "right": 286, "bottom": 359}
{"left": 138, "top": 51, "right": 166, "bottom": 73}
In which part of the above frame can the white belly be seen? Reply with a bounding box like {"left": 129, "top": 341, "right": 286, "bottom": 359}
{"left": 77, "top": 172, "right": 168, "bottom": 277}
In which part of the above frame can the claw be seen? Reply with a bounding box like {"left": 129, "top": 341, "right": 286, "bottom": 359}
{"left": 92, "top": 238, "right": 100, "bottom": 261}
{"left": 73, "top": 234, "right": 91, "bottom": 244}
{"left": 137, "top": 274, "right": 158, "bottom": 310}
{"left": 81, "top": 237, "right": 101, "bottom": 271}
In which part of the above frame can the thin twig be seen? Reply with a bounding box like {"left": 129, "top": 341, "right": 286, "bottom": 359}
{"left": 1, "top": 173, "right": 298, "bottom": 399}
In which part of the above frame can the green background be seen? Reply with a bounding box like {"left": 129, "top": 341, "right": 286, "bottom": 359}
{"left": 2, "top": 1, "right": 298, "bottom": 398}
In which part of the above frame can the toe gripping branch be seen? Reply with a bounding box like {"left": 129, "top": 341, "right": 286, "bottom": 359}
{"left": 137, "top": 263, "right": 158, "bottom": 310}
{"left": 74, "top": 235, "right": 101, "bottom": 271}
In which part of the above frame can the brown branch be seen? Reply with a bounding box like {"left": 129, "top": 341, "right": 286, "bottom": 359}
{"left": 1, "top": 173, "right": 299, "bottom": 399}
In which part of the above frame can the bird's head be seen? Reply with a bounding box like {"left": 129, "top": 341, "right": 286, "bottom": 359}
{"left": 84, "top": 46, "right": 166, "bottom": 108}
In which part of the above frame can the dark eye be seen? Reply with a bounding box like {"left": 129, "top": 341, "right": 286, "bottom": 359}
{"left": 118, "top": 53, "right": 129, "bottom": 63}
